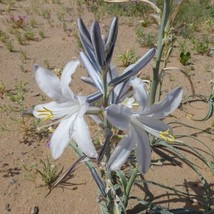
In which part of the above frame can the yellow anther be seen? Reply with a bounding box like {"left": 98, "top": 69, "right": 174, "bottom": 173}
{"left": 37, "top": 107, "right": 54, "bottom": 121}
{"left": 160, "top": 129, "right": 175, "bottom": 142}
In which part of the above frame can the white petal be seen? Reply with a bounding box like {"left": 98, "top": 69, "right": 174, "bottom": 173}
{"left": 144, "top": 87, "right": 183, "bottom": 119}
{"left": 107, "top": 132, "right": 135, "bottom": 170}
{"left": 113, "top": 81, "right": 130, "bottom": 104}
{"left": 50, "top": 118, "right": 72, "bottom": 159}
{"left": 106, "top": 105, "right": 132, "bottom": 130}
{"left": 80, "top": 52, "right": 103, "bottom": 92}
{"left": 33, "top": 101, "right": 80, "bottom": 120}
{"left": 61, "top": 60, "right": 79, "bottom": 99}
{"left": 130, "top": 77, "right": 149, "bottom": 112}
{"left": 135, "top": 116, "right": 170, "bottom": 138}
{"left": 110, "top": 48, "right": 155, "bottom": 86}
{"left": 77, "top": 96, "right": 89, "bottom": 117}
{"left": 33, "top": 65, "right": 62, "bottom": 100}
{"left": 121, "top": 97, "right": 135, "bottom": 108}
{"left": 72, "top": 117, "right": 98, "bottom": 158}
{"left": 131, "top": 125, "right": 151, "bottom": 174}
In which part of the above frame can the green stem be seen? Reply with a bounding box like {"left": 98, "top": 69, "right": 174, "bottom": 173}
{"left": 102, "top": 67, "right": 109, "bottom": 108}
{"left": 101, "top": 67, "right": 115, "bottom": 212}
{"left": 124, "top": 165, "right": 139, "bottom": 207}
{"left": 149, "top": 0, "right": 171, "bottom": 105}
{"left": 69, "top": 142, "right": 93, "bottom": 169}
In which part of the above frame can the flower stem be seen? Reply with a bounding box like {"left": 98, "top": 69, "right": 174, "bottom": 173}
{"left": 149, "top": 0, "right": 171, "bottom": 105}
{"left": 124, "top": 165, "right": 139, "bottom": 207}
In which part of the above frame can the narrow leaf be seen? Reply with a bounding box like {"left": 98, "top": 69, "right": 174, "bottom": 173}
{"left": 116, "top": 170, "right": 128, "bottom": 193}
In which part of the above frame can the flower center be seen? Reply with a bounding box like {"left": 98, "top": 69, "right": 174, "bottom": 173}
{"left": 37, "top": 107, "right": 54, "bottom": 121}
{"left": 160, "top": 129, "right": 175, "bottom": 142}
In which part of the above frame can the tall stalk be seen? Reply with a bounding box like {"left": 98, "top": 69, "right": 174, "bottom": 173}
{"left": 149, "top": 0, "right": 171, "bottom": 105}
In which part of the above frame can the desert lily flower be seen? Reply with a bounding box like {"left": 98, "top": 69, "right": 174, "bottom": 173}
{"left": 32, "top": 60, "right": 98, "bottom": 160}
{"left": 78, "top": 17, "right": 156, "bottom": 100}
{"left": 106, "top": 77, "right": 183, "bottom": 174}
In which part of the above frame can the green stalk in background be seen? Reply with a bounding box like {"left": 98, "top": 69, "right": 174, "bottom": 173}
{"left": 149, "top": 0, "right": 187, "bottom": 105}
{"left": 149, "top": 0, "right": 171, "bottom": 105}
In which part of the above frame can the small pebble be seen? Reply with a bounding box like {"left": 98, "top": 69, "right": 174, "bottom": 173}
{"left": 5, "top": 203, "right": 11, "bottom": 212}
{"left": 190, "top": 65, "right": 195, "bottom": 70}
{"left": 30, "top": 206, "right": 39, "bottom": 214}
{"left": 9, "top": 178, "right": 16, "bottom": 184}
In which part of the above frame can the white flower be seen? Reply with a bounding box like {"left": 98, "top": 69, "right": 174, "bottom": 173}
{"left": 106, "top": 77, "right": 183, "bottom": 174}
{"left": 121, "top": 97, "right": 135, "bottom": 108}
{"left": 33, "top": 60, "right": 98, "bottom": 159}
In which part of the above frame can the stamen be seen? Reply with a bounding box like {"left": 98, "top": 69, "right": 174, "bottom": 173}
{"left": 37, "top": 107, "right": 54, "bottom": 121}
{"left": 160, "top": 129, "right": 175, "bottom": 142}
